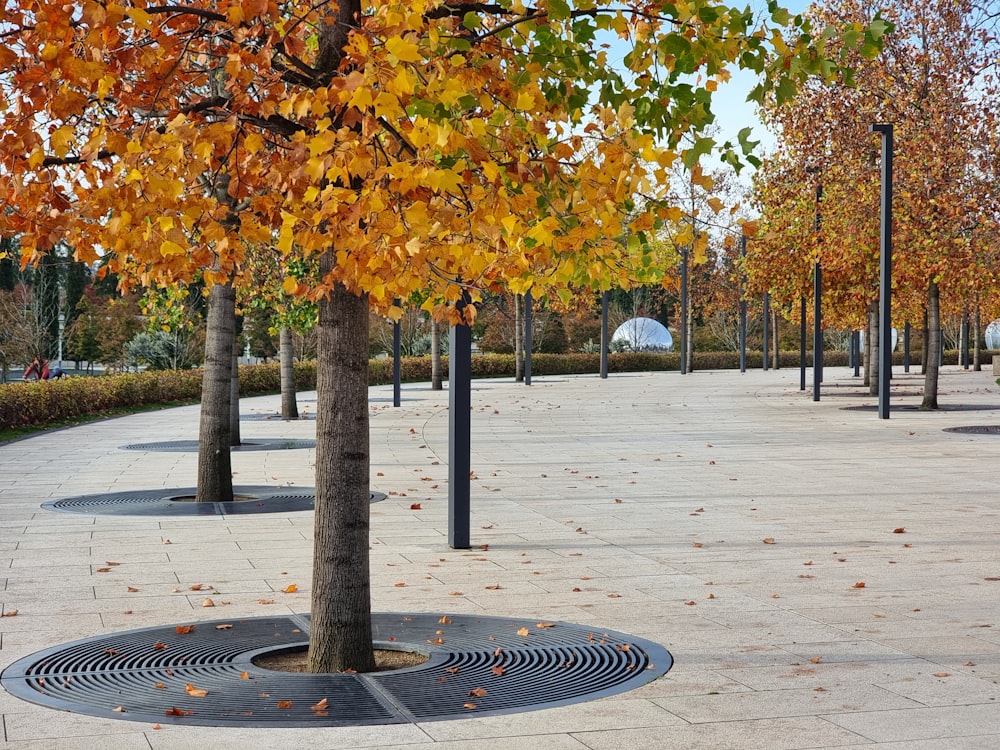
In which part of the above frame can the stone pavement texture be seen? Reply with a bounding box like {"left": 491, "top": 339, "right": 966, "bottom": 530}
{"left": 2, "top": 365, "right": 1000, "bottom": 749}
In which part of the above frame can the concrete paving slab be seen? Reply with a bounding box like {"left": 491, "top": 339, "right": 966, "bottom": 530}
{"left": 3, "top": 366, "right": 1000, "bottom": 748}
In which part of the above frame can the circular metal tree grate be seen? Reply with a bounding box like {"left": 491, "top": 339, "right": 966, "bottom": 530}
{"left": 240, "top": 413, "right": 316, "bottom": 421}
{"left": 943, "top": 425, "right": 1000, "bottom": 435}
{"left": 120, "top": 439, "right": 316, "bottom": 452}
{"left": 842, "top": 403, "right": 1000, "bottom": 412}
{"left": 41, "top": 487, "right": 385, "bottom": 516}
{"left": 1, "top": 613, "right": 672, "bottom": 727}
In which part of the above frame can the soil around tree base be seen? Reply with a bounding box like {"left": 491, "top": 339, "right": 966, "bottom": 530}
{"left": 253, "top": 647, "right": 428, "bottom": 673}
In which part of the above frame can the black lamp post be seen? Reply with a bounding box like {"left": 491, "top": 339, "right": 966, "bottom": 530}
{"left": 739, "top": 235, "right": 747, "bottom": 373}
{"left": 871, "top": 124, "right": 894, "bottom": 420}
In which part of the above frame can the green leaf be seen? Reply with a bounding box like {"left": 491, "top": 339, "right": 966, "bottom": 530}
{"left": 462, "top": 12, "right": 481, "bottom": 31}
{"left": 682, "top": 137, "right": 715, "bottom": 169}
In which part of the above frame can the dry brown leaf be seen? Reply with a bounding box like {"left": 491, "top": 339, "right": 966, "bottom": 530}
{"left": 165, "top": 707, "right": 190, "bottom": 717}
{"left": 189, "top": 584, "right": 207, "bottom": 591}
{"left": 614, "top": 498, "right": 623, "bottom": 504}
{"left": 175, "top": 625, "right": 196, "bottom": 634}
{"left": 684, "top": 600, "right": 697, "bottom": 606}
{"left": 277, "top": 700, "right": 293, "bottom": 709}
{"left": 127, "top": 586, "right": 139, "bottom": 592}
{"left": 964, "top": 661, "right": 976, "bottom": 666}
{"left": 692, "top": 542, "right": 703, "bottom": 548}
{"left": 933, "top": 672, "right": 951, "bottom": 678}
{"left": 491, "top": 665, "right": 504, "bottom": 676}
{"left": 762, "top": 538, "right": 776, "bottom": 545}
{"left": 893, "top": 528, "right": 906, "bottom": 534}
{"left": 571, "top": 587, "right": 582, "bottom": 592}
{"left": 853, "top": 582, "right": 866, "bottom": 589}
{"left": 184, "top": 683, "right": 208, "bottom": 698}
{"left": 463, "top": 702, "right": 477, "bottom": 709}
{"left": 96, "top": 568, "right": 111, "bottom": 573}
{"left": 536, "top": 622, "right": 555, "bottom": 629}
{"left": 240, "top": 671, "right": 250, "bottom": 679}
{"left": 811, "top": 656, "right": 822, "bottom": 664}
{"left": 706, "top": 593, "right": 715, "bottom": 599}
{"left": 485, "top": 584, "right": 502, "bottom": 590}
{"left": 215, "top": 623, "right": 232, "bottom": 630}
{"left": 448, "top": 591, "right": 463, "bottom": 596}
{"left": 803, "top": 560, "right": 814, "bottom": 566}
{"left": 1, "top": 610, "right": 18, "bottom": 617}
{"left": 311, "top": 698, "right": 329, "bottom": 711}
{"left": 409, "top": 503, "right": 422, "bottom": 510}
{"left": 258, "top": 599, "right": 275, "bottom": 605}
{"left": 201, "top": 598, "right": 215, "bottom": 607}
{"left": 394, "top": 582, "right": 406, "bottom": 588}
{"left": 468, "top": 687, "right": 488, "bottom": 697}
{"left": 153, "top": 642, "right": 167, "bottom": 650}
{"left": 516, "top": 627, "right": 530, "bottom": 637}
{"left": 154, "top": 682, "right": 166, "bottom": 689}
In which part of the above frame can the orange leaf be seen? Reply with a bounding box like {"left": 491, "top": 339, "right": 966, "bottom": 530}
{"left": 240, "top": 671, "right": 250, "bottom": 679}
{"left": 811, "top": 656, "right": 822, "bottom": 664}
{"left": 853, "top": 582, "right": 866, "bottom": 588}
{"left": 535, "top": 622, "right": 555, "bottom": 629}
{"left": 463, "top": 703, "right": 477, "bottom": 709}
{"left": 127, "top": 586, "right": 139, "bottom": 592}
{"left": 311, "top": 698, "right": 329, "bottom": 711}
{"left": 153, "top": 642, "right": 167, "bottom": 650}
{"left": 184, "top": 683, "right": 208, "bottom": 697}
{"left": 215, "top": 624, "right": 233, "bottom": 630}
{"left": 692, "top": 542, "right": 703, "bottom": 548}
{"left": 202, "top": 598, "right": 215, "bottom": 607}
{"left": 485, "top": 584, "right": 502, "bottom": 590}
{"left": 933, "top": 672, "right": 951, "bottom": 678}
{"left": 438, "top": 615, "right": 452, "bottom": 624}
{"left": 154, "top": 682, "right": 166, "bottom": 689}
{"left": 445, "top": 666, "right": 460, "bottom": 674}
{"left": 516, "top": 627, "right": 530, "bottom": 637}
{"left": 189, "top": 584, "right": 207, "bottom": 591}
{"left": 277, "top": 700, "right": 293, "bottom": 709}
{"left": 893, "top": 528, "right": 905, "bottom": 533}
{"left": 175, "top": 625, "right": 195, "bottom": 635}
{"left": 165, "top": 707, "right": 190, "bottom": 717}
{"left": 112, "top": 705, "right": 124, "bottom": 712}
{"left": 448, "top": 591, "right": 463, "bottom": 596}
{"left": 762, "top": 538, "right": 776, "bottom": 544}
{"left": 282, "top": 584, "right": 298, "bottom": 594}
{"left": 468, "top": 687, "right": 488, "bottom": 697}
{"left": 491, "top": 665, "right": 504, "bottom": 676}
{"left": 394, "top": 582, "right": 406, "bottom": 588}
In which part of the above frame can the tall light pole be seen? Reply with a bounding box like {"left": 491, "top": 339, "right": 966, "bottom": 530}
{"left": 739, "top": 235, "right": 747, "bottom": 373}
{"left": 872, "top": 124, "right": 893, "bottom": 420}
{"left": 806, "top": 168, "right": 823, "bottom": 402}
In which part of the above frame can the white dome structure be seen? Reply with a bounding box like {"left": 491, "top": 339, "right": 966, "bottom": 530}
{"left": 612, "top": 317, "right": 673, "bottom": 352}
{"left": 859, "top": 328, "right": 898, "bottom": 352}
{"left": 986, "top": 320, "right": 1000, "bottom": 350}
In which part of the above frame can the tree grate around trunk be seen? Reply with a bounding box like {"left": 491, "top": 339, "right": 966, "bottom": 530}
{"left": 943, "top": 425, "right": 1000, "bottom": 434}
{"left": 1, "top": 613, "right": 671, "bottom": 727}
{"left": 842, "top": 404, "right": 1000, "bottom": 412}
{"left": 40, "top": 486, "right": 386, "bottom": 516}
{"left": 240, "top": 412, "right": 316, "bottom": 421}
{"left": 119, "top": 439, "right": 316, "bottom": 452}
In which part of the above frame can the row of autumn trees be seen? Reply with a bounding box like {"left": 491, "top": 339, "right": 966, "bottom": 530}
{"left": 750, "top": 0, "right": 1000, "bottom": 408}
{"left": 1, "top": 1, "right": 887, "bottom": 673}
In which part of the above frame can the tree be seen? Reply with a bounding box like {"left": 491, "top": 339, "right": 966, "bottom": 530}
{"left": 1, "top": 0, "right": 888, "bottom": 673}
{"left": 751, "top": 0, "right": 999, "bottom": 407}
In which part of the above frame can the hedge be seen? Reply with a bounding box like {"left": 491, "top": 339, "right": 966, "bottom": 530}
{"left": 2, "top": 349, "right": 993, "bottom": 431}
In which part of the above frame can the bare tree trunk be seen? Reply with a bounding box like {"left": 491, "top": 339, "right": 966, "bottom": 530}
{"left": 515, "top": 292, "right": 524, "bottom": 382}
{"left": 309, "top": 277, "right": 375, "bottom": 674}
{"left": 430, "top": 318, "right": 442, "bottom": 390}
{"left": 685, "top": 294, "right": 695, "bottom": 373}
{"left": 196, "top": 281, "right": 235, "bottom": 503}
{"left": 229, "top": 325, "right": 241, "bottom": 446}
{"left": 921, "top": 279, "right": 940, "bottom": 410}
{"left": 280, "top": 326, "right": 299, "bottom": 419}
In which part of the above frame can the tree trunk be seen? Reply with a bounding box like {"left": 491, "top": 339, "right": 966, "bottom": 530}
{"left": 309, "top": 278, "right": 375, "bottom": 674}
{"left": 685, "top": 295, "right": 695, "bottom": 373}
{"left": 280, "top": 326, "right": 299, "bottom": 419}
{"left": 229, "top": 324, "right": 241, "bottom": 446}
{"left": 514, "top": 292, "right": 524, "bottom": 382}
{"left": 921, "top": 279, "right": 940, "bottom": 410}
{"left": 196, "top": 281, "right": 236, "bottom": 503}
{"left": 430, "top": 318, "right": 442, "bottom": 390}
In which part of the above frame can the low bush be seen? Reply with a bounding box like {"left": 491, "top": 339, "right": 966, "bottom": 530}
{"left": 3, "top": 348, "right": 994, "bottom": 431}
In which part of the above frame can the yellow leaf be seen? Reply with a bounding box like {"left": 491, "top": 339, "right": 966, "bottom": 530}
{"left": 157, "top": 216, "right": 174, "bottom": 232}
{"left": 282, "top": 584, "right": 298, "bottom": 594}
{"left": 40, "top": 44, "right": 60, "bottom": 62}
{"left": 282, "top": 276, "right": 299, "bottom": 294}
{"left": 516, "top": 90, "right": 535, "bottom": 110}
{"left": 50, "top": 125, "right": 75, "bottom": 158}
{"left": 159, "top": 240, "right": 185, "bottom": 257}
{"left": 184, "top": 683, "right": 208, "bottom": 698}
{"left": 386, "top": 36, "right": 422, "bottom": 63}
{"left": 126, "top": 7, "right": 153, "bottom": 29}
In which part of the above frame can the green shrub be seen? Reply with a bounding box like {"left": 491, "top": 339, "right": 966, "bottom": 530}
{"left": 3, "top": 348, "right": 994, "bottom": 431}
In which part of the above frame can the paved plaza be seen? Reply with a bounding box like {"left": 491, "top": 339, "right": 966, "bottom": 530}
{"left": 1, "top": 364, "right": 999, "bottom": 748}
